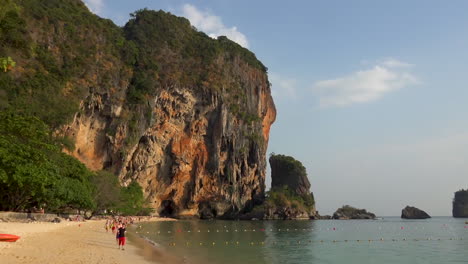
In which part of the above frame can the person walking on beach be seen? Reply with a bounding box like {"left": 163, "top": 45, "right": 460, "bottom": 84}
{"left": 118, "top": 223, "right": 126, "bottom": 250}
{"left": 116, "top": 222, "right": 122, "bottom": 245}
{"left": 105, "top": 219, "right": 110, "bottom": 232}
{"left": 111, "top": 220, "right": 116, "bottom": 234}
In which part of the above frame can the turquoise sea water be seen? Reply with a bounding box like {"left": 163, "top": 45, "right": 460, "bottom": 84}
{"left": 134, "top": 217, "right": 468, "bottom": 264}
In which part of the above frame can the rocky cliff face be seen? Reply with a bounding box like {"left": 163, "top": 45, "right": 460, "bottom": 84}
{"left": 3, "top": 1, "right": 275, "bottom": 218}
{"left": 453, "top": 189, "right": 468, "bottom": 218}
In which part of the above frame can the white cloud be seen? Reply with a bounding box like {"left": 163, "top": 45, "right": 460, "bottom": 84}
{"left": 381, "top": 58, "right": 413, "bottom": 68}
{"left": 181, "top": 4, "right": 249, "bottom": 48}
{"left": 83, "top": 0, "right": 104, "bottom": 15}
{"left": 269, "top": 73, "right": 297, "bottom": 101}
{"left": 312, "top": 59, "right": 418, "bottom": 107}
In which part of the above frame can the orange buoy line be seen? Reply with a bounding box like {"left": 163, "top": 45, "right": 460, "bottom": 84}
{"left": 135, "top": 225, "right": 468, "bottom": 235}
{"left": 163, "top": 237, "right": 465, "bottom": 247}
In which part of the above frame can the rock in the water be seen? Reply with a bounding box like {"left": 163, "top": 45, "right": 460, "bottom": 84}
{"left": 401, "top": 206, "right": 430, "bottom": 219}
{"left": 332, "top": 205, "right": 376, "bottom": 220}
{"left": 453, "top": 189, "right": 468, "bottom": 218}
{"left": 257, "top": 154, "right": 316, "bottom": 220}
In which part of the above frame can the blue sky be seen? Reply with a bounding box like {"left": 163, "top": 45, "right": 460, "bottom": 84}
{"left": 84, "top": 0, "right": 468, "bottom": 216}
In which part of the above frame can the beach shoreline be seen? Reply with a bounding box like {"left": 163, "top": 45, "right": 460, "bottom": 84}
{"left": 0, "top": 217, "right": 177, "bottom": 264}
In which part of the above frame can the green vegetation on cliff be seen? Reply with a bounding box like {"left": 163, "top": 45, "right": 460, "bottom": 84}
{"left": 0, "top": 111, "right": 152, "bottom": 215}
{"left": 0, "top": 111, "right": 95, "bottom": 211}
{"left": 453, "top": 189, "right": 468, "bottom": 217}
{"left": 265, "top": 186, "right": 315, "bottom": 212}
{"left": 1, "top": 1, "right": 266, "bottom": 131}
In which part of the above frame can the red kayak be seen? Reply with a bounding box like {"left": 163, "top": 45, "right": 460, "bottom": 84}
{"left": 0, "top": 234, "right": 21, "bottom": 242}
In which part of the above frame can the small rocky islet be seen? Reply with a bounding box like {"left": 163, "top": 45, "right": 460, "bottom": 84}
{"left": 332, "top": 205, "right": 376, "bottom": 220}
{"left": 401, "top": 206, "right": 431, "bottom": 219}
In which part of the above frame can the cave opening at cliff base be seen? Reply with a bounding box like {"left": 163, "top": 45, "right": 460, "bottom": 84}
{"left": 159, "top": 200, "right": 176, "bottom": 217}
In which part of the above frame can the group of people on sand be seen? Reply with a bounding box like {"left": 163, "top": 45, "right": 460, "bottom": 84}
{"left": 105, "top": 217, "right": 136, "bottom": 250}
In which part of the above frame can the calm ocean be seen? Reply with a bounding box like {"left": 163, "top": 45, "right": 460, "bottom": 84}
{"left": 133, "top": 217, "right": 468, "bottom": 264}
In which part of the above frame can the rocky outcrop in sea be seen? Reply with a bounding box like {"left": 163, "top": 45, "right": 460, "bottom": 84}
{"left": 453, "top": 189, "right": 468, "bottom": 218}
{"left": 401, "top": 206, "right": 431, "bottom": 219}
{"left": 332, "top": 205, "right": 376, "bottom": 220}
{"left": 263, "top": 154, "right": 316, "bottom": 220}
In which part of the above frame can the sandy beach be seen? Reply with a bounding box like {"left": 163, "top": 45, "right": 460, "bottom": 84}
{"left": 0, "top": 218, "right": 178, "bottom": 264}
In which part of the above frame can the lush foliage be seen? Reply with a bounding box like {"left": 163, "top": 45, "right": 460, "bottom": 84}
{"left": 0, "top": 0, "right": 124, "bottom": 128}
{"left": 0, "top": 111, "right": 94, "bottom": 211}
{"left": 269, "top": 153, "right": 308, "bottom": 179}
{"left": 90, "top": 170, "right": 121, "bottom": 214}
{"left": 90, "top": 171, "right": 153, "bottom": 216}
{"left": 0, "top": 56, "right": 15, "bottom": 72}
{"left": 0, "top": 111, "right": 152, "bottom": 215}
{"left": 264, "top": 185, "right": 315, "bottom": 212}
{"left": 118, "top": 181, "right": 153, "bottom": 216}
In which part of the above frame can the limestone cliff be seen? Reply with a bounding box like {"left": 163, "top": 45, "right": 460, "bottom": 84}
{"left": 1, "top": 1, "right": 275, "bottom": 218}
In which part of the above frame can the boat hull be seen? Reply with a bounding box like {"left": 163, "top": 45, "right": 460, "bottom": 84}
{"left": 0, "top": 234, "right": 20, "bottom": 242}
